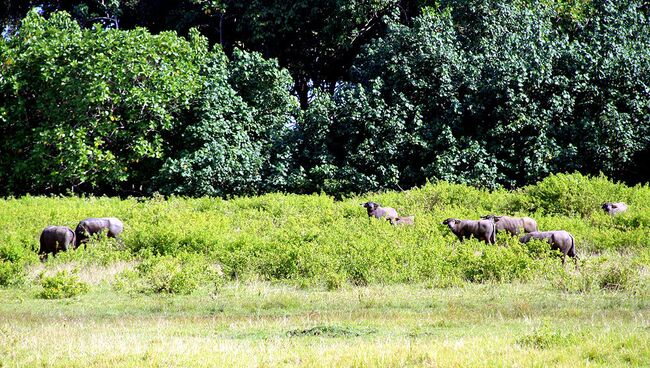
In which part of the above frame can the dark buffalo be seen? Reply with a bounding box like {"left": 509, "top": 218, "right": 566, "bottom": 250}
{"left": 602, "top": 202, "right": 628, "bottom": 216}
{"left": 519, "top": 230, "right": 578, "bottom": 267}
{"left": 75, "top": 217, "right": 124, "bottom": 248}
{"left": 481, "top": 214, "right": 538, "bottom": 236}
{"left": 362, "top": 202, "right": 398, "bottom": 221}
{"left": 388, "top": 216, "right": 415, "bottom": 225}
{"left": 442, "top": 218, "right": 496, "bottom": 245}
{"left": 39, "top": 226, "right": 76, "bottom": 259}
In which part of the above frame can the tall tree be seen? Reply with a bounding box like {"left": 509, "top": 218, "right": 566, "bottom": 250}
{"left": 0, "top": 10, "right": 209, "bottom": 194}
{"left": 221, "top": 0, "right": 401, "bottom": 109}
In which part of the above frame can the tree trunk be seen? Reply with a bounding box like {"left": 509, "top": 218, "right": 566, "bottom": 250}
{"left": 295, "top": 78, "right": 310, "bottom": 110}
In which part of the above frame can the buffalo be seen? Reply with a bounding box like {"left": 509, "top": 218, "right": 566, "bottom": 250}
{"left": 362, "top": 202, "right": 398, "bottom": 221}
{"left": 39, "top": 226, "right": 76, "bottom": 259}
{"left": 75, "top": 217, "right": 124, "bottom": 248}
{"left": 519, "top": 230, "right": 578, "bottom": 267}
{"left": 602, "top": 202, "right": 628, "bottom": 216}
{"left": 442, "top": 218, "right": 496, "bottom": 245}
{"left": 388, "top": 216, "right": 415, "bottom": 225}
{"left": 481, "top": 214, "right": 538, "bottom": 236}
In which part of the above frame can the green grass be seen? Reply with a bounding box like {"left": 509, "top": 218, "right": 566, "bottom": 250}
{"left": 1, "top": 173, "right": 649, "bottom": 366}
{"left": 0, "top": 282, "right": 648, "bottom": 367}
{"left": 2, "top": 173, "right": 650, "bottom": 288}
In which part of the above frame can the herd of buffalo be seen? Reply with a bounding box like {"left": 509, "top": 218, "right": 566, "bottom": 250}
{"left": 39, "top": 217, "right": 123, "bottom": 259}
{"left": 38, "top": 201, "right": 629, "bottom": 267}
{"left": 364, "top": 201, "right": 629, "bottom": 267}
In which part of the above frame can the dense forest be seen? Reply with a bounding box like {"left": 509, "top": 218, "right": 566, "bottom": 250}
{"left": 1, "top": 0, "right": 649, "bottom": 197}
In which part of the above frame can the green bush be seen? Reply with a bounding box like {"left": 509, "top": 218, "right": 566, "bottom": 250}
{"left": 47, "top": 235, "right": 132, "bottom": 267}
{"left": 524, "top": 173, "right": 635, "bottom": 217}
{"left": 450, "top": 241, "right": 547, "bottom": 283}
{"left": 37, "top": 270, "right": 90, "bottom": 299}
{"left": 116, "top": 253, "right": 223, "bottom": 294}
{"left": 324, "top": 271, "right": 346, "bottom": 291}
{"left": 0, "top": 175, "right": 648, "bottom": 288}
{"left": 0, "top": 242, "right": 37, "bottom": 287}
{"left": 0, "top": 260, "right": 26, "bottom": 287}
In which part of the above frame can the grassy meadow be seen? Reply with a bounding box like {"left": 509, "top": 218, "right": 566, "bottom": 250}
{"left": 0, "top": 173, "right": 649, "bottom": 366}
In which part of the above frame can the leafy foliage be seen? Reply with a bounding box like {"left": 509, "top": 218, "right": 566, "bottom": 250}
{"left": 0, "top": 11, "right": 208, "bottom": 194}
{"left": 0, "top": 260, "right": 26, "bottom": 287}
{"left": 156, "top": 48, "right": 299, "bottom": 196}
{"left": 1, "top": 174, "right": 649, "bottom": 288}
{"left": 116, "top": 253, "right": 223, "bottom": 294}
{"left": 0, "top": 240, "right": 37, "bottom": 286}
{"left": 228, "top": 48, "right": 301, "bottom": 192}
{"left": 339, "top": 0, "right": 650, "bottom": 189}
{"left": 156, "top": 53, "right": 262, "bottom": 196}
{"left": 37, "top": 270, "right": 90, "bottom": 299}
{"left": 2, "top": 2, "right": 650, "bottom": 195}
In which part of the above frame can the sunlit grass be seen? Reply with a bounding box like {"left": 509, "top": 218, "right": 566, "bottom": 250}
{"left": 1, "top": 175, "right": 649, "bottom": 366}
{"left": 1, "top": 282, "right": 648, "bottom": 367}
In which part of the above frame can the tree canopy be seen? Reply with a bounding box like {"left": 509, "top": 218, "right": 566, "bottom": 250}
{"left": 1, "top": 1, "right": 649, "bottom": 196}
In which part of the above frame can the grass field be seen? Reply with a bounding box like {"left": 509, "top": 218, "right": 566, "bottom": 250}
{"left": 1, "top": 280, "right": 648, "bottom": 367}
{"left": 1, "top": 173, "right": 649, "bottom": 366}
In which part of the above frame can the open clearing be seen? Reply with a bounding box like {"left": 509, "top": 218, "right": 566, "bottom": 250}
{"left": 1, "top": 282, "right": 648, "bottom": 367}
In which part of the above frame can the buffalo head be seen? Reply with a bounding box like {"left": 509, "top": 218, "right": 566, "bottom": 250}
{"left": 362, "top": 202, "right": 380, "bottom": 211}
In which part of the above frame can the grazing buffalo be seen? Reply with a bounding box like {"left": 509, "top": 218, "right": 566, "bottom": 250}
{"left": 442, "top": 218, "right": 496, "bottom": 245}
{"left": 75, "top": 217, "right": 124, "bottom": 248}
{"left": 602, "top": 202, "right": 628, "bottom": 216}
{"left": 362, "top": 202, "right": 398, "bottom": 221}
{"left": 388, "top": 216, "right": 415, "bottom": 225}
{"left": 39, "top": 226, "right": 76, "bottom": 259}
{"left": 481, "top": 214, "right": 538, "bottom": 236}
{"left": 519, "top": 231, "right": 578, "bottom": 267}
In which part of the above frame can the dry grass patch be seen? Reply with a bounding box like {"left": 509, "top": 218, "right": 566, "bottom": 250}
{"left": 28, "top": 261, "right": 136, "bottom": 285}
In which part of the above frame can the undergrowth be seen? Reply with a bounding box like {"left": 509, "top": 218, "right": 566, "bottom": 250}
{"left": 0, "top": 173, "right": 648, "bottom": 289}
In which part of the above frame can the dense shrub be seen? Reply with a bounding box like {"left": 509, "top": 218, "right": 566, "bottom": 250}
{"left": 0, "top": 174, "right": 648, "bottom": 288}
{"left": 37, "top": 270, "right": 90, "bottom": 299}
{"left": 47, "top": 236, "right": 132, "bottom": 266}
{"left": 116, "top": 253, "right": 223, "bottom": 294}
{"left": 523, "top": 172, "right": 645, "bottom": 217}
{"left": 0, "top": 242, "right": 37, "bottom": 286}
{"left": 0, "top": 260, "right": 26, "bottom": 287}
